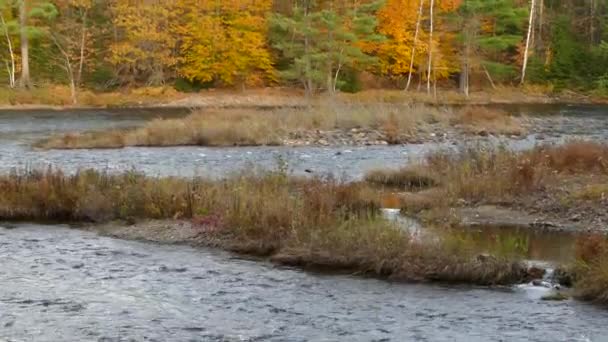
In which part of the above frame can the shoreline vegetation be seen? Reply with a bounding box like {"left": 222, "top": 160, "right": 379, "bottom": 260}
{"left": 369, "top": 141, "right": 608, "bottom": 233}
{"left": 35, "top": 103, "right": 526, "bottom": 149}
{"left": 0, "top": 166, "right": 531, "bottom": 286}
{"left": 1, "top": 86, "right": 608, "bottom": 111}
{"left": 1, "top": 141, "right": 607, "bottom": 304}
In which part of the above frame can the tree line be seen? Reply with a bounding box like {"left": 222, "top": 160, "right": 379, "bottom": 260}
{"left": 1, "top": 0, "right": 608, "bottom": 101}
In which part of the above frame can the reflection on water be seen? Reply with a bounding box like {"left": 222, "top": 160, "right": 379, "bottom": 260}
{"left": 447, "top": 225, "right": 577, "bottom": 264}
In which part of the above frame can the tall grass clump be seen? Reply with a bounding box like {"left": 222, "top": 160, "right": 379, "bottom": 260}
{"left": 572, "top": 235, "right": 608, "bottom": 304}
{"left": 421, "top": 141, "right": 608, "bottom": 203}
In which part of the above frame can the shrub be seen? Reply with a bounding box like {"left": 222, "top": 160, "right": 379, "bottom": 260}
{"left": 572, "top": 235, "right": 608, "bottom": 304}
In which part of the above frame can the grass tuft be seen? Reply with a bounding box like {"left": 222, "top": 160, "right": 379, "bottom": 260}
{"left": 572, "top": 235, "right": 608, "bottom": 304}
{"left": 364, "top": 167, "right": 438, "bottom": 190}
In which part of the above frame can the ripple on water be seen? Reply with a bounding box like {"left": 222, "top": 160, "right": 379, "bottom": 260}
{"left": 2, "top": 224, "right": 606, "bottom": 341}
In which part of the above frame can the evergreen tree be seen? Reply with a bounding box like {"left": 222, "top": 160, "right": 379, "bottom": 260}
{"left": 269, "top": 0, "right": 385, "bottom": 96}
{"left": 455, "top": 0, "right": 527, "bottom": 94}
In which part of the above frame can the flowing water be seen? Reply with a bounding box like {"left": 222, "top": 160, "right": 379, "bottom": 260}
{"left": 0, "top": 104, "right": 607, "bottom": 178}
{"left": 2, "top": 224, "right": 608, "bottom": 342}
{"left": 1, "top": 105, "right": 608, "bottom": 341}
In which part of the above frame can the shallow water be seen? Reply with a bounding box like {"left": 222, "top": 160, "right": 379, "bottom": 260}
{"left": 1, "top": 104, "right": 607, "bottom": 178}
{"left": 1, "top": 224, "right": 608, "bottom": 342}
{"left": 1, "top": 105, "right": 608, "bottom": 341}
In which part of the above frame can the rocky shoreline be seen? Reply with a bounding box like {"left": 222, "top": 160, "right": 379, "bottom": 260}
{"left": 281, "top": 114, "right": 608, "bottom": 147}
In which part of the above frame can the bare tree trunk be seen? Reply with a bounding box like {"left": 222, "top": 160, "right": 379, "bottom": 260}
{"left": 326, "top": 19, "right": 334, "bottom": 96}
{"left": 303, "top": 1, "right": 313, "bottom": 99}
{"left": 521, "top": 0, "right": 536, "bottom": 85}
{"left": 460, "top": 40, "right": 470, "bottom": 97}
{"left": 77, "top": 9, "right": 88, "bottom": 87}
{"left": 482, "top": 64, "right": 496, "bottom": 89}
{"left": 405, "top": 0, "right": 424, "bottom": 91}
{"left": 426, "top": 0, "right": 434, "bottom": 94}
{"left": 590, "top": 0, "right": 596, "bottom": 43}
{"left": 68, "top": 65, "right": 77, "bottom": 105}
{"left": 432, "top": 67, "right": 437, "bottom": 99}
{"left": 1, "top": 15, "right": 15, "bottom": 88}
{"left": 333, "top": 62, "right": 343, "bottom": 94}
{"left": 51, "top": 34, "right": 78, "bottom": 104}
{"left": 537, "top": 0, "right": 544, "bottom": 51}
{"left": 19, "top": 0, "right": 30, "bottom": 89}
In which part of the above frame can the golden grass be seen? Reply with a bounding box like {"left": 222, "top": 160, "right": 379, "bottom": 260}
{"left": 420, "top": 141, "right": 608, "bottom": 203}
{"left": 450, "top": 106, "right": 526, "bottom": 135}
{"left": 0, "top": 85, "right": 186, "bottom": 107}
{"left": 36, "top": 102, "right": 447, "bottom": 149}
{"left": 36, "top": 100, "right": 529, "bottom": 150}
{"left": 0, "top": 167, "right": 528, "bottom": 285}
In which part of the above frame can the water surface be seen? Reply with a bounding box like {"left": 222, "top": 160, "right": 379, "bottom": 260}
{"left": 1, "top": 224, "right": 606, "bottom": 342}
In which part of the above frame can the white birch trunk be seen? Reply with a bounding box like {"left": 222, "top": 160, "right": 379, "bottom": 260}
{"left": 405, "top": 0, "right": 424, "bottom": 91}
{"left": 19, "top": 0, "right": 30, "bottom": 89}
{"left": 521, "top": 0, "right": 536, "bottom": 85}
{"left": 0, "top": 15, "right": 15, "bottom": 88}
{"left": 426, "top": 0, "right": 434, "bottom": 94}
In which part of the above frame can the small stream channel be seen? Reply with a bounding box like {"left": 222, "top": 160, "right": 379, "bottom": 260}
{"left": 0, "top": 104, "right": 607, "bottom": 341}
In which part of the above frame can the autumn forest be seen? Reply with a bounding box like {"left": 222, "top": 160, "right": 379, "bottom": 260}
{"left": 3, "top": 0, "right": 608, "bottom": 101}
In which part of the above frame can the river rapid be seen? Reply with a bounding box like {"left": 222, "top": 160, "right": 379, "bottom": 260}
{"left": 1, "top": 105, "right": 608, "bottom": 341}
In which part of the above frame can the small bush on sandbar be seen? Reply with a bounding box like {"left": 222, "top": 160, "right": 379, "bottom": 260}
{"left": 572, "top": 235, "right": 608, "bottom": 304}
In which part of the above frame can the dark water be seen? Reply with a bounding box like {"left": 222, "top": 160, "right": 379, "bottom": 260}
{"left": 2, "top": 224, "right": 608, "bottom": 342}
{"left": 1, "top": 106, "right": 608, "bottom": 341}
{"left": 450, "top": 225, "right": 578, "bottom": 264}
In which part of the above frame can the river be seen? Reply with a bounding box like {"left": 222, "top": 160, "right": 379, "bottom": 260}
{"left": 1, "top": 105, "right": 607, "bottom": 341}
{"left": 2, "top": 224, "right": 608, "bottom": 342}
{"left": 1, "top": 104, "right": 608, "bottom": 178}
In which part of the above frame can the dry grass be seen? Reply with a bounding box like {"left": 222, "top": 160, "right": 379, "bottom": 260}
{"left": 0, "top": 167, "right": 528, "bottom": 285}
{"left": 36, "top": 102, "right": 447, "bottom": 149}
{"left": 364, "top": 167, "right": 437, "bottom": 190}
{"left": 450, "top": 106, "right": 526, "bottom": 135}
{"left": 0, "top": 85, "right": 186, "bottom": 107}
{"left": 419, "top": 141, "right": 608, "bottom": 204}
{"left": 572, "top": 235, "right": 608, "bottom": 304}
{"left": 573, "top": 183, "right": 608, "bottom": 201}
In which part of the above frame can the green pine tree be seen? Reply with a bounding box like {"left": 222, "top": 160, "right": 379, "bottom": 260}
{"left": 269, "top": 1, "right": 385, "bottom": 97}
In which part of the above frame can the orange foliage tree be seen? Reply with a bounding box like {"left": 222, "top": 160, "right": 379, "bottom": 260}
{"left": 370, "top": 0, "right": 461, "bottom": 85}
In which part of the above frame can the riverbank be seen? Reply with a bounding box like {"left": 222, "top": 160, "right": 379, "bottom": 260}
{"left": 1, "top": 85, "right": 608, "bottom": 111}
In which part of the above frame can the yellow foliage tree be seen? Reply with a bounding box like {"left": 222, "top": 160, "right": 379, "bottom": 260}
{"left": 109, "top": 1, "right": 178, "bottom": 85}
{"left": 175, "top": 0, "right": 274, "bottom": 87}
{"left": 372, "top": 0, "right": 460, "bottom": 82}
